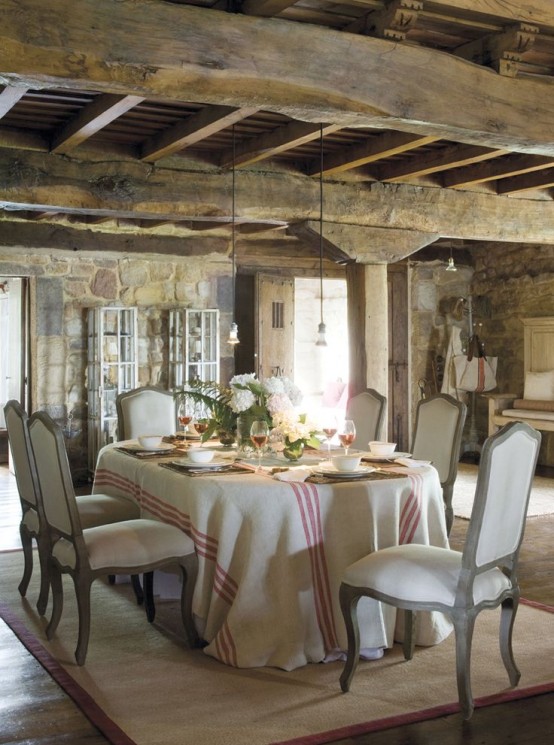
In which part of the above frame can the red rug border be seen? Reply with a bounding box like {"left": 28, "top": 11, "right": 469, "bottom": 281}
{"left": 2, "top": 599, "right": 553, "bottom": 745}
{"left": 0, "top": 602, "right": 137, "bottom": 745}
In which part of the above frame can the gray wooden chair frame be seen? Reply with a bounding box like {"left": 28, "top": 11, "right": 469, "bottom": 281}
{"left": 339, "top": 421, "right": 541, "bottom": 719}
{"left": 116, "top": 385, "right": 177, "bottom": 441}
{"left": 28, "top": 411, "right": 199, "bottom": 665}
{"left": 4, "top": 400, "right": 51, "bottom": 615}
{"left": 345, "top": 388, "right": 387, "bottom": 451}
{"left": 411, "top": 392, "right": 467, "bottom": 534}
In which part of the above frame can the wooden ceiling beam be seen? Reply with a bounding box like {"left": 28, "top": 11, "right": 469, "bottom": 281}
{"left": 377, "top": 144, "right": 509, "bottom": 182}
{"left": 219, "top": 121, "right": 342, "bottom": 169}
{"left": 50, "top": 94, "right": 144, "bottom": 153}
{"left": 345, "top": 0, "right": 423, "bottom": 42}
{"left": 0, "top": 85, "right": 28, "bottom": 118}
{"left": 2, "top": 1, "right": 554, "bottom": 155}
{"left": 443, "top": 153, "right": 554, "bottom": 187}
{"left": 141, "top": 105, "right": 259, "bottom": 162}
{"left": 454, "top": 23, "right": 539, "bottom": 77}
{"left": 307, "top": 132, "right": 439, "bottom": 177}
{"left": 240, "top": 1, "right": 298, "bottom": 16}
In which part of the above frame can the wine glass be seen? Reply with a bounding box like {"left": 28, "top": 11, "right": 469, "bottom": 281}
{"left": 194, "top": 417, "right": 210, "bottom": 444}
{"left": 250, "top": 420, "right": 269, "bottom": 472}
{"left": 322, "top": 415, "right": 338, "bottom": 457}
{"left": 178, "top": 400, "right": 192, "bottom": 443}
{"left": 338, "top": 419, "right": 356, "bottom": 455}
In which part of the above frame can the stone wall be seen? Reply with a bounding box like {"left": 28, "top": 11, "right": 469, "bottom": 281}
{"left": 1, "top": 249, "right": 232, "bottom": 480}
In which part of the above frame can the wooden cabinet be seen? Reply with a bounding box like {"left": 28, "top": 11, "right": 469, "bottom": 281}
{"left": 168, "top": 309, "right": 220, "bottom": 389}
{"left": 87, "top": 307, "right": 138, "bottom": 473}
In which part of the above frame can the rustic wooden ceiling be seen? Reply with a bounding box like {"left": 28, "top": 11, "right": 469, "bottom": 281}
{"left": 1, "top": 0, "right": 554, "bottom": 270}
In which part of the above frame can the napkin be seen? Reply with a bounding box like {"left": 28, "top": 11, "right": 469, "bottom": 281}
{"left": 395, "top": 457, "right": 431, "bottom": 468}
{"left": 273, "top": 466, "right": 312, "bottom": 482}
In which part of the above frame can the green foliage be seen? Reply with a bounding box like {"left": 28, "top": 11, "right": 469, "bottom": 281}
{"left": 175, "top": 380, "right": 238, "bottom": 441}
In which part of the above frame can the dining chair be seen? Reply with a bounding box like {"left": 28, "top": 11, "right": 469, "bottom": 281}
{"left": 28, "top": 411, "right": 199, "bottom": 665}
{"left": 3, "top": 400, "right": 142, "bottom": 615}
{"left": 339, "top": 420, "right": 541, "bottom": 720}
{"left": 411, "top": 393, "right": 467, "bottom": 535}
{"left": 116, "top": 386, "right": 177, "bottom": 441}
{"left": 345, "top": 388, "right": 387, "bottom": 451}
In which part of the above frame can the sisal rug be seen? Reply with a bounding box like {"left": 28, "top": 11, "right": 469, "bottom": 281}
{"left": 453, "top": 462, "right": 554, "bottom": 520}
{"left": 0, "top": 551, "right": 553, "bottom": 745}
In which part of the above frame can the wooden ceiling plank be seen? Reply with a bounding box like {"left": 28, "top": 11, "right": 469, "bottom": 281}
{"left": 422, "top": 0, "right": 554, "bottom": 27}
{"left": 443, "top": 153, "right": 554, "bottom": 187}
{"left": 378, "top": 144, "right": 509, "bottom": 182}
{"left": 307, "top": 132, "right": 439, "bottom": 177}
{"left": 219, "top": 121, "right": 343, "bottom": 168}
{"left": 50, "top": 93, "right": 144, "bottom": 153}
{"left": 0, "top": 86, "right": 28, "bottom": 118}
{"left": 497, "top": 168, "right": 554, "bottom": 194}
{"left": 141, "top": 105, "right": 259, "bottom": 162}
{"left": 454, "top": 23, "right": 539, "bottom": 77}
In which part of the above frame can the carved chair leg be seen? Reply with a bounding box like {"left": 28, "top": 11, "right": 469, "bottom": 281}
{"left": 339, "top": 583, "right": 362, "bottom": 693}
{"left": 442, "top": 484, "right": 454, "bottom": 536}
{"left": 499, "top": 596, "right": 521, "bottom": 687}
{"left": 180, "top": 555, "right": 200, "bottom": 647}
{"left": 143, "top": 571, "right": 156, "bottom": 622}
{"left": 453, "top": 610, "right": 477, "bottom": 720}
{"left": 74, "top": 575, "right": 93, "bottom": 666}
{"left": 36, "top": 531, "right": 51, "bottom": 616}
{"left": 131, "top": 574, "right": 144, "bottom": 605}
{"left": 46, "top": 563, "right": 64, "bottom": 640}
{"left": 18, "top": 526, "right": 33, "bottom": 598}
{"left": 402, "top": 609, "right": 416, "bottom": 660}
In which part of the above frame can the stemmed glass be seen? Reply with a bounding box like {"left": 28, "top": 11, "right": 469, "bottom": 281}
{"left": 322, "top": 415, "right": 338, "bottom": 457}
{"left": 338, "top": 419, "right": 356, "bottom": 455}
{"left": 250, "top": 420, "right": 269, "bottom": 472}
{"left": 178, "top": 400, "right": 192, "bottom": 444}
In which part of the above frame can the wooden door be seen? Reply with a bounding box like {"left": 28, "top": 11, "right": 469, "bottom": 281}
{"left": 256, "top": 274, "right": 294, "bottom": 379}
{"left": 387, "top": 263, "right": 410, "bottom": 451}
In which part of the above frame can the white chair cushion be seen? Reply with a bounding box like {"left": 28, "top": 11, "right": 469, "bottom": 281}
{"left": 22, "top": 507, "right": 39, "bottom": 533}
{"left": 342, "top": 544, "right": 512, "bottom": 607}
{"left": 76, "top": 493, "right": 140, "bottom": 529}
{"left": 52, "top": 519, "right": 195, "bottom": 571}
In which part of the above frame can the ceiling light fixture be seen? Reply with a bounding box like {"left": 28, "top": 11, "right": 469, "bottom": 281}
{"left": 446, "top": 244, "right": 457, "bottom": 272}
{"left": 227, "top": 124, "right": 240, "bottom": 346}
{"left": 316, "top": 124, "right": 327, "bottom": 347}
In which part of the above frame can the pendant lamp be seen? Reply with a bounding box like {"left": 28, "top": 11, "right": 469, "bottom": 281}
{"left": 315, "top": 124, "right": 327, "bottom": 347}
{"left": 446, "top": 244, "right": 457, "bottom": 272}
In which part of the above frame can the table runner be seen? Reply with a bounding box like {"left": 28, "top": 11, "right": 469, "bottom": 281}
{"left": 93, "top": 443, "right": 452, "bottom": 670}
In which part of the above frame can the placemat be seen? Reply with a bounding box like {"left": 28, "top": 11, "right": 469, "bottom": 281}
{"left": 306, "top": 470, "right": 404, "bottom": 485}
{"left": 159, "top": 462, "right": 254, "bottom": 477}
{"left": 114, "top": 446, "right": 177, "bottom": 459}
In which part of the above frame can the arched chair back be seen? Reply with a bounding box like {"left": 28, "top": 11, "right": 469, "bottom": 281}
{"left": 339, "top": 421, "right": 541, "bottom": 719}
{"left": 3, "top": 399, "right": 50, "bottom": 614}
{"left": 116, "top": 386, "right": 177, "bottom": 440}
{"left": 411, "top": 393, "right": 466, "bottom": 533}
{"left": 345, "top": 389, "right": 387, "bottom": 450}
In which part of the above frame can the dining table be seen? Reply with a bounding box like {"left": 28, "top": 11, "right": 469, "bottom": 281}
{"left": 92, "top": 441, "right": 453, "bottom": 670}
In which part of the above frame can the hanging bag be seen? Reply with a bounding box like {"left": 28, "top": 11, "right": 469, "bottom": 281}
{"left": 453, "top": 335, "right": 498, "bottom": 393}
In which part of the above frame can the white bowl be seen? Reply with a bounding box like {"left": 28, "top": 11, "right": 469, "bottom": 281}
{"left": 331, "top": 454, "right": 362, "bottom": 472}
{"left": 368, "top": 441, "right": 397, "bottom": 457}
{"left": 187, "top": 448, "right": 215, "bottom": 464}
{"left": 137, "top": 434, "right": 164, "bottom": 449}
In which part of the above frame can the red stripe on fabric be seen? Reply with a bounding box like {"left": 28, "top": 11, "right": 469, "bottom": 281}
{"left": 213, "top": 564, "right": 237, "bottom": 605}
{"left": 521, "top": 598, "right": 554, "bottom": 613}
{"left": 291, "top": 482, "right": 338, "bottom": 651}
{"left": 399, "top": 475, "right": 422, "bottom": 544}
{"left": 0, "top": 603, "right": 138, "bottom": 745}
{"left": 214, "top": 620, "right": 237, "bottom": 667}
{"left": 476, "top": 357, "right": 485, "bottom": 393}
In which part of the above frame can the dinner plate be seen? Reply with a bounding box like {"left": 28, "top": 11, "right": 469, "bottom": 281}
{"left": 313, "top": 465, "right": 376, "bottom": 479}
{"left": 363, "top": 452, "right": 412, "bottom": 462}
{"left": 129, "top": 442, "right": 176, "bottom": 453}
{"left": 172, "top": 457, "right": 229, "bottom": 469}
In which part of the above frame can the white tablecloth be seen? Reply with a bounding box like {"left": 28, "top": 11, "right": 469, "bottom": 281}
{"left": 93, "top": 443, "right": 452, "bottom": 670}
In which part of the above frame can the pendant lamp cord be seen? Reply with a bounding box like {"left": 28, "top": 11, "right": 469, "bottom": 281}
{"left": 319, "top": 124, "right": 324, "bottom": 326}
{"left": 232, "top": 124, "right": 236, "bottom": 307}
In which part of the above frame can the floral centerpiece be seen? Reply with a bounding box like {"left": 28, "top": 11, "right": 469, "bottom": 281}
{"left": 270, "top": 409, "right": 321, "bottom": 461}
{"left": 229, "top": 373, "right": 319, "bottom": 459}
